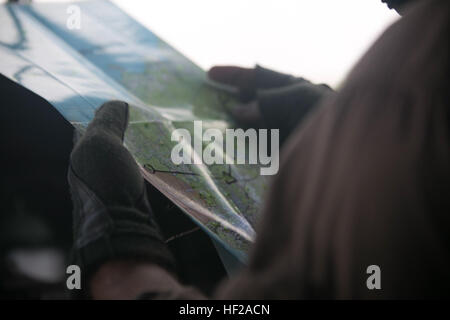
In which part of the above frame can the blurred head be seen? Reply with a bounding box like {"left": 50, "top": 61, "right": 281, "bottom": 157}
{"left": 381, "top": 0, "right": 415, "bottom": 14}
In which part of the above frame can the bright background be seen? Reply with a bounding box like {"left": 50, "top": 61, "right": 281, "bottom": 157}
{"left": 1, "top": 0, "right": 399, "bottom": 87}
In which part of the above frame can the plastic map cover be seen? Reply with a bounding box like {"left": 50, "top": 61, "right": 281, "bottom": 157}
{"left": 0, "top": 0, "right": 270, "bottom": 265}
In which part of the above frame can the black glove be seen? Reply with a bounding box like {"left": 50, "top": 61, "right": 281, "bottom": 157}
{"left": 257, "top": 81, "right": 334, "bottom": 144}
{"left": 209, "top": 64, "right": 306, "bottom": 103}
{"left": 68, "top": 100, "right": 175, "bottom": 291}
{"left": 208, "top": 65, "right": 334, "bottom": 145}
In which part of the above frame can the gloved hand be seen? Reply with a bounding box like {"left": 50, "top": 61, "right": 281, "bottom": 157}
{"left": 68, "top": 100, "right": 174, "bottom": 292}
{"left": 208, "top": 65, "right": 334, "bottom": 145}
{"left": 208, "top": 64, "right": 306, "bottom": 103}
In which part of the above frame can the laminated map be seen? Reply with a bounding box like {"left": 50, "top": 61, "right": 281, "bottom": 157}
{"left": 0, "top": 0, "right": 270, "bottom": 266}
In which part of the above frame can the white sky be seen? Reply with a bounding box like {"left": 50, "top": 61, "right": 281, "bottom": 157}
{"left": 1, "top": 0, "right": 399, "bottom": 87}
{"left": 112, "top": 0, "right": 399, "bottom": 87}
